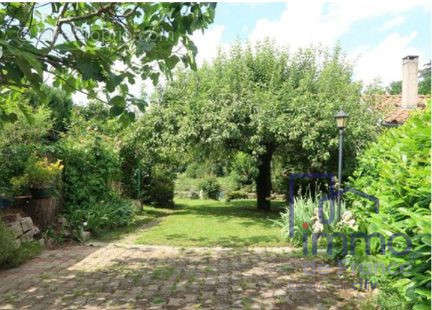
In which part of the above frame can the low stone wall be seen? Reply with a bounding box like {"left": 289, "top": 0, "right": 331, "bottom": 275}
{"left": 3, "top": 214, "right": 41, "bottom": 247}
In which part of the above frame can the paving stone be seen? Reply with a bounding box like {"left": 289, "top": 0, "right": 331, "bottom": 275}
{"left": 0, "top": 239, "right": 374, "bottom": 309}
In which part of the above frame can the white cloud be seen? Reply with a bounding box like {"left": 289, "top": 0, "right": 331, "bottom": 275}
{"left": 191, "top": 25, "right": 226, "bottom": 66}
{"left": 248, "top": 0, "right": 429, "bottom": 84}
{"left": 379, "top": 16, "right": 406, "bottom": 32}
{"left": 351, "top": 32, "right": 425, "bottom": 85}
{"left": 249, "top": 0, "right": 429, "bottom": 50}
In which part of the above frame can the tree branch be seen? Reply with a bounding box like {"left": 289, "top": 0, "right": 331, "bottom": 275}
{"left": 49, "top": 3, "right": 69, "bottom": 51}
{"left": 58, "top": 3, "right": 115, "bottom": 24}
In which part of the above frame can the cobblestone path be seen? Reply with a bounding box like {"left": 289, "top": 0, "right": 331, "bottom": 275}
{"left": 0, "top": 243, "right": 372, "bottom": 309}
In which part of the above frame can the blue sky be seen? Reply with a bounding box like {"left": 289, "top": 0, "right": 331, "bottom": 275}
{"left": 191, "top": 1, "right": 431, "bottom": 85}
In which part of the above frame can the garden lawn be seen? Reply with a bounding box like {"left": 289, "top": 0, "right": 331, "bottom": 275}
{"left": 135, "top": 199, "right": 287, "bottom": 247}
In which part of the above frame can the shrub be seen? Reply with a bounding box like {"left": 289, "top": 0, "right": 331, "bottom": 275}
{"left": 51, "top": 121, "right": 126, "bottom": 235}
{"left": 54, "top": 132, "right": 120, "bottom": 208}
{"left": 229, "top": 152, "right": 257, "bottom": 189}
{"left": 276, "top": 195, "right": 316, "bottom": 246}
{"left": 119, "top": 109, "right": 178, "bottom": 206}
{"left": 29, "top": 86, "right": 73, "bottom": 136}
{"left": 0, "top": 220, "right": 41, "bottom": 269}
{"left": 142, "top": 165, "right": 175, "bottom": 207}
{"left": 11, "top": 156, "right": 63, "bottom": 193}
{"left": 66, "top": 195, "right": 134, "bottom": 236}
{"left": 346, "top": 106, "right": 431, "bottom": 308}
{"left": 225, "top": 190, "right": 248, "bottom": 201}
{"left": 0, "top": 220, "right": 17, "bottom": 266}
{"left": 184, "top": 162, "right": 204, "bottom": 178}
{"left": 0, "top": 106, "right": 53, "bottom": 196}
{"left": 199, "top": 177, "right": 221, "bottom": 200}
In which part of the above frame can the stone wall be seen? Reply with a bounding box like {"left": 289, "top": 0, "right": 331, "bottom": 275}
{"left": 2, "top": 214, "right": 41, "bottom": 247}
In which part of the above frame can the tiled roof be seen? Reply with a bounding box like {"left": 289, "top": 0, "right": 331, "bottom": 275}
{"left": 365, "top": 94, "right": 429, "bottom": 125}
{"left": 384, "top": 109, "right": 413, "bottom": 125}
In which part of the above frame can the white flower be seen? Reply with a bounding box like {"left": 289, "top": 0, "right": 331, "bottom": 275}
{"left": 313, "top": 221, "right": 324, "bottom": 233}
{"left": 83, "top": 222, "right": 88, "bottom": 227}
{"left": 342, "top": 211, "right": 353, "bottom": 221}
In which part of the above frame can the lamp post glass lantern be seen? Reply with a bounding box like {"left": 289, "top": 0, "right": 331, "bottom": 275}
{"left": 334, "top": 110, "right": 348, "bottom": 220}
{"left": 335, "top": 110, "right": 348, "bottom": 129}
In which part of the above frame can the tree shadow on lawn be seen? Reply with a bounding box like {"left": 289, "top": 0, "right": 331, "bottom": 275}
{"left": 173, "top": 199, "right": 286, "bottom": 223}
{"left": 164, "top": 233, "right": 283, "bottom": 247}
{"left": 100, "top": 200, "right": 287, "bottom": 244}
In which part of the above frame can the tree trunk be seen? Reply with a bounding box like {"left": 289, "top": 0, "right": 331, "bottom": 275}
{"left": 256, "top": 147, "right": 273, "bottom": 211}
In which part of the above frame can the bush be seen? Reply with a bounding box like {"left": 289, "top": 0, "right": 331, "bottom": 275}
{"left": 51, "top": 120, "right": 128, "bottom": 235}
{"left": 346, "top": 106, "right": 431, "bottom": 308}
{"left": 119, "top": 110, "right": 178, "bottom": 206}
{"left": 29, "top": 86, "right": 73, "bottom": 136}
{"left": 54, "top": 132, "right": 120, "bottom": 208}
{"left": 0, "top": 106, "right": 53, "bottom": 196}
{"left": 275, "top": 195, "right": 316, "bottom": 246}
{"left": 66, "top": 195, "right": 134, "bottom": 236}
{"left": 229, "top": 152, "right": 257, "bottom": 189}
{"left": 225, "top": 190, "right": 248, "bottom": 202}
{"left": 0, "top": 220, "right": 42, "bottom": 268}
{"left": 11, "top": 156, "right": 63, "bottom": 194}
{"left": 142, "top": 165, "right": 175, "bottom": 207}
{"left": 0, "top": 220, "right": 17, "bottom": 266}
{"left": 199, "top": 177, "right": 221, "bottom": 200}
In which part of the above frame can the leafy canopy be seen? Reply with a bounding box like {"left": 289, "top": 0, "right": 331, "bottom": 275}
{"left": 160, "top": 41, "right": 378, "bottom": 174}
{"left": 348, "top": 105, "right": 431, "bottom": 308}
{"left": 0, "top": 2, "right": 216, "bottom": 121}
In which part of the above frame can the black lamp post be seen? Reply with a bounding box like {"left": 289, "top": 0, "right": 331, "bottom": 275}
{"left": 334, "top": 110, "right": 348, "bottom": 220}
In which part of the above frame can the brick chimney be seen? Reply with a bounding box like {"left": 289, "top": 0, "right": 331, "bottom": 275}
{"left": 401, "top": 55, "right": 419, "bottom": 109}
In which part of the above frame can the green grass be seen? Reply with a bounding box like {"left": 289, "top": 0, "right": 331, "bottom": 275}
{"left": 93, "top": 213, "right": 157, "bottom": 242}
{"left": 0, "top": 241, "right": 42, "bottom": 269}
{"left": 134, "top": 199, "right": 287, "bottom": 247}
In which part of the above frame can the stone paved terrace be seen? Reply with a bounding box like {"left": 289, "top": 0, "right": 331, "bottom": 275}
{"left": 0, "top": 243, "right": 373, "bottom": 309}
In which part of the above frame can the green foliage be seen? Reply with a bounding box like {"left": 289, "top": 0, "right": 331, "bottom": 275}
{"left": 0, "top": 219, "right": 17, "bottom": 266}
{"left": 66, "top": 195, "right": 134, "bottom": 235}
{"left": 0, "top": 104, "right": 53, "bottom": 195}
{"left": 387, "top": 81, "right": 402, "bottom": 95}
{"left": 11, "top": 156, "right": 63, "bottom": 193}
{"left": 0, "top": 2, "right": 216, "bottom": 119}
{"left": 199, "top": 177, "right": 221, "bottom": 200}
{"left": 159, "top": 41, "right": 378, "bottom": 207}
{"left": 230, "top": 152, "right": 257, "bottom": 188}
{"left": 184, "top": 161, "right": 226, "bottom": 178}
{"left": 119, "top": 106, "right": 178, "bottom": 207}
{"left": 225, "top": 190, "right": 248, "bottom": 202}
{"left": 276, "top": 195, "right": 316, "bottom": 246}
{"left": 142, "top": 164, "right": 175, "bottom": 207}
{"left": 29, "top": 86, "right": 73, "bottom": 135}
{"left": 50, "top": 116, "right": 134, "bottom": 234}
{"left": 418, "top": 62, "right": 431, "bottom": 95}
{"left": 347, "top": 106, "right": 431, "bottom": 308}
{"left": 54, "top": 131, "right": 120, "bottom": 208}
{"left": 184, "top": 162, "right": 205, "bottom": 178}
{"left": 3, "top": 241, "right": 42, "bottom": 269}
{"left": 0, "top": 220, "right": 41, "bottom": 269}
{"left": 75, "top": 101, "right": 124, "bottom": 136}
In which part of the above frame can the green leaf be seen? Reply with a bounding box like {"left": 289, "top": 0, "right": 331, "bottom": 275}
{"left": 109, "top": 95, "right": 125, "bottom": 116}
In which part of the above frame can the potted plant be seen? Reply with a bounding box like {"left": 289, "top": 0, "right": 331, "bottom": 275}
{"left": 12, "top": 157, "right": 63, "bottom": 199}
